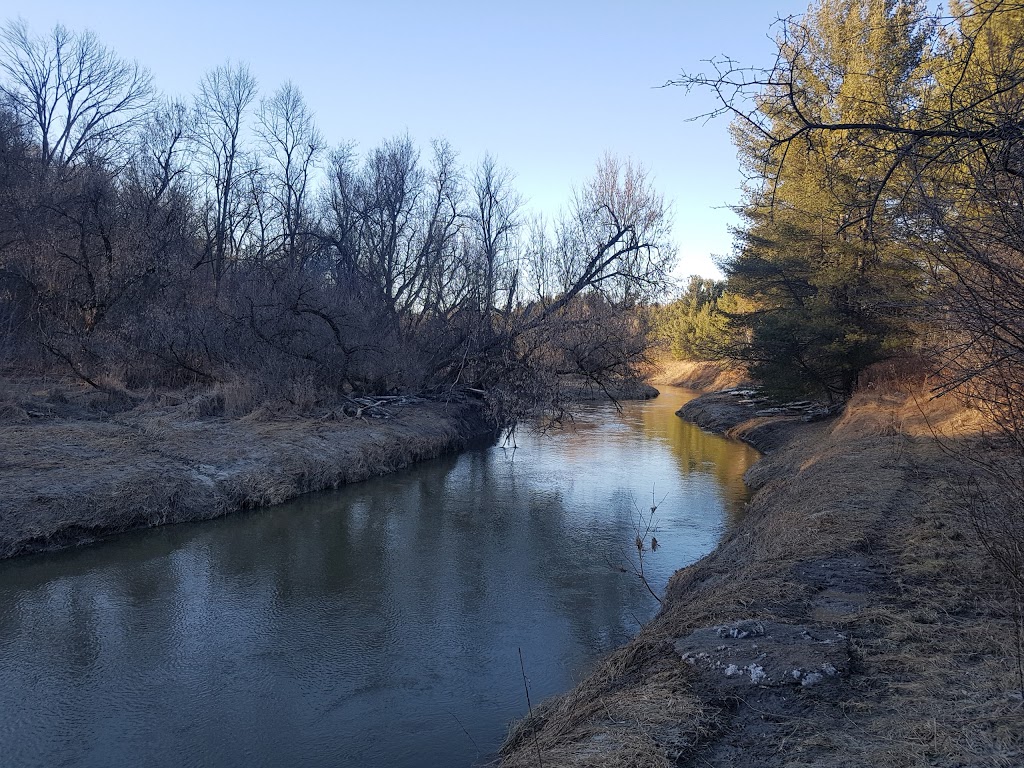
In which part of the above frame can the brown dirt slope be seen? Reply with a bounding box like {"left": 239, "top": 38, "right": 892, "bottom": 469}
{"left": 499, "top": 388, "right": 1023, "bottom": 767}
{"left": 0, "top": 391, "right": 490, "bottom": 560}
{"left": 647, "top": 357, "right": 749, "bottom": 392}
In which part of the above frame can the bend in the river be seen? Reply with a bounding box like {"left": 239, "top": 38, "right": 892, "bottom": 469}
{"left": 0, "top": 386, "right": 759, "bottom": 768}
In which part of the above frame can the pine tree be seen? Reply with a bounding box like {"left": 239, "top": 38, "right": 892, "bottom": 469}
{"left": 724, "top": 0, "right": 933, "bottom": 398}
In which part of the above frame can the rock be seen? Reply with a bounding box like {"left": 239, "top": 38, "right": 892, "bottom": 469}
{"left": 674, "top": 620, "right": 849, "bottom": 690}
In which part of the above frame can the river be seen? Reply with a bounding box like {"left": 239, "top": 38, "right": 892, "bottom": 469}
{"left": 0, "top": 387, "right": 758, "bottom": 767}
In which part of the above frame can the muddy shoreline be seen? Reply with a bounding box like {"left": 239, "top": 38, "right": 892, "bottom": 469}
{"left": 0, "top": 395, "right": 492, "bottom": 560}
{"left": 499, "top": 387, "right": 1023, "bottom": 766}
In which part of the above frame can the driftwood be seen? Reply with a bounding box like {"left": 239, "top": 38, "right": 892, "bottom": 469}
{"left": 720, "top": 387, "right": 842, "bottom": 422}
{"left": 331, "top": 394, "right": 429, "bottom": 420}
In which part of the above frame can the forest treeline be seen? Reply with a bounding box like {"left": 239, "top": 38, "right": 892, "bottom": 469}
{"left": 0, "top": 20, "right": 674, "bottom": 424}
{"left": 656, "top": 0, "right": 1024, "bottom": 421}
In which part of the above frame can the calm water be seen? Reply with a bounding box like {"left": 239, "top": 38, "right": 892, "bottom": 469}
{"left": 0, "top": 387, "right": 758, "bottom": 767}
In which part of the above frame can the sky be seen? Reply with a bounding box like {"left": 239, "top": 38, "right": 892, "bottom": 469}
{"left": 9, "top": 1, "right": 810, "bottom": 283}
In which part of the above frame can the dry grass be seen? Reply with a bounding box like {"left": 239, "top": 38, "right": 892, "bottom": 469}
{"left": 500, "top": 637, "right": 716, "bottom": 768}
{"left": 498, "top": 383, "right": 1024, "bottom": 767}
{"left": 0, "top": 377, "right": 490, "bottom": 559}
{"left": 646, "top": 356, "right": 749, "bottom": 392}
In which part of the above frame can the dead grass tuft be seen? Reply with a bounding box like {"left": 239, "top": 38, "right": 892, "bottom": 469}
{"left": 0, "top": 402, "right": 29, "bottom": 423}
{"left": 500, "top": 638, "right": 715, "bottom": 768}
{"left": 857, "top": 355, "right": 935, "bottom": 394}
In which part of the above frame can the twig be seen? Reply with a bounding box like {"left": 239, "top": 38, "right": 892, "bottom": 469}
{"left": 448, "top": 711, "right": 481, "bottom": 757}
{"left": 502, "top": 425, "right": 519, "bottom": 460}
{"left": 629, "top": 488, "right": 665, "bottom": 604}
{"left": 604, "top": 554, "right": 627, "bottom": 573}
{"left": 518, "top": 647, "right": 544, "bottom": 768}
{"left": 1014, "top": 588, "right": 1024, "bottom": 703}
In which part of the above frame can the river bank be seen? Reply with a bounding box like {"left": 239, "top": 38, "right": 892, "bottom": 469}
{"left": 0, "top": 379, "right": 492, "bottom": 560}
{"left": 499, "top": 381, "right": 1024, "bottom": 766}
{"left": 0, "top": 383, "right": 759, "bottom": 768}
{"left": 0, "top": 372, "right": 662, "bottom": 561}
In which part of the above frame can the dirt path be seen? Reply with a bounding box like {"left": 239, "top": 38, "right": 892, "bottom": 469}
{"left": 499, "top": 388, "right": 1024, "bottom": 767}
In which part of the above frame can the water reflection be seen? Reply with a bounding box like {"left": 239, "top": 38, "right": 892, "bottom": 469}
{"left": 0, "top": 387, "right": 758, "bottom": 768}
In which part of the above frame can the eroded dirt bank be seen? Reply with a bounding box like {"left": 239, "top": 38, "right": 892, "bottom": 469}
{"left": 0, "top": 391, "right": 491, "bottom": 560}
{"left": 499, "top": 387, "right": 1023, "bottom": 767}
{"left": 647, "top": 357, "right": 749, "bottom": 393}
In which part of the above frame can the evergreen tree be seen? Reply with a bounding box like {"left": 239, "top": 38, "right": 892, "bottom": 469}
{"left": 653, "top": 276, "right": 730, "bottom": 360}
{"left": 724, "top": 0, "right": 933, "bottom": 398}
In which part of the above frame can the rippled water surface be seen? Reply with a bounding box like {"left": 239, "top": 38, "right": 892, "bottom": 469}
{"left": 0, "top": 387, "right": 759, "bottom": 767}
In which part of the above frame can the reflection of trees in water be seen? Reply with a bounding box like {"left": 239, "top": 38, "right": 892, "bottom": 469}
{"left": 0, "top": 393, "right": 760, "bottom": 764}
{"left": 632, "top": 389, "right": 760, "bottom": 519}
{"left": 403, "top": 446, "right": 645, "bottom": 660}
{"left": 0, "top": 538, "right": 186, "bottom": 673}
{"left": 0, "top": 540, "right": 199, "bottom": 765}
{"left": 489, "top": 436, "right": 673, "bottom": 651}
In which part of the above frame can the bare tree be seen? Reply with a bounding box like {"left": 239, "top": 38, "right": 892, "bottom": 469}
{"left": 469, "top": 153, "right": 522, "bottom": 316}
{"left": 128, "top": 99, "right": 194, "bottom": 222}
{"left": 459, "top": 156, "right": 673, "bottom": 424}
{"left": 357, "top": 135, "right": 424, "bottom": 315}
{"left": 348, "top": 136, "right": 464, "bottom": 326}
{"left": 410, "top": 138, "right": 464, "bottom": 321}
{"left": 255, "top": 81, "right": 323, "bottom": 270}
{"left": 523, "top": 212, "right": 555, "bottom": 302}
{"left": 194, "top": 61, "right": 258, "bottom": 284}
{"left": 0, "top": 18, "right": 674, "bottom": 417}
{"left": 322, "top": 142, "right": 362, "bottom": 283}
{"left": 0, "top": 20, "right": 152, "bottom": 169}
{"left": 0, "top": 104, "right": 33, "bottom": 366}
{"left": 551, "top": 154, "right": 675, "bottom": 309}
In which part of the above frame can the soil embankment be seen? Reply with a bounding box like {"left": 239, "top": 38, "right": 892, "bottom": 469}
{"left": 0, "top": 387, "right": 491, "bottom": 560}
{"left": 500, "top": 385, "right": 1023, "bottom": 767}
{"left": 677, "top": 389, "right": 829, "bottom": 454}
{"left": 647, "top": 357, "right": 749, "bottom": 392}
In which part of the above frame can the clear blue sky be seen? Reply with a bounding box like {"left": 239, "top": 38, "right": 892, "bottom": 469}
{"left": 11, "top": 1, "right": 808, "bottom": 281}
